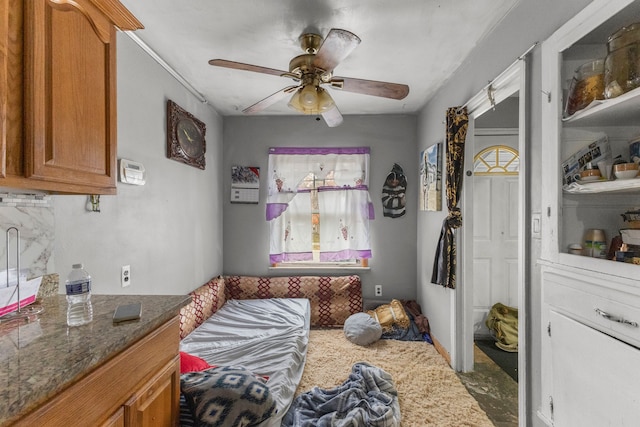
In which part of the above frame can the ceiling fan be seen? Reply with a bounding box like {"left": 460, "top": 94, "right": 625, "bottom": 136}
{"left": 208, "top": 29, "right": 409, "bottom": 127}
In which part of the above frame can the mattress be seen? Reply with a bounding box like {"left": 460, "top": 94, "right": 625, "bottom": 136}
{"left": 179, "top": 298, "right": 310, "bottom": 426}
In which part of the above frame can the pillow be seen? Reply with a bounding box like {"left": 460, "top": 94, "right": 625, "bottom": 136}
{"left": 343, "top": 312, "right": 382, "bottom": 346}
{"left": 367, "top": 299, "right": 410, "bottom": 332}
{"left": 180, "top": 351, "right": 215, "bottom": 374}
{"left": 181, "top": 366, "right": 276, "bottom": 427}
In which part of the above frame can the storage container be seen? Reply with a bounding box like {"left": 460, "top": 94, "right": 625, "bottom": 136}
{"left": 604, "top": 23, "right": 640, "bottom": 98}
{"left": 564, "top": 59, "right": 605, "bottom": 116}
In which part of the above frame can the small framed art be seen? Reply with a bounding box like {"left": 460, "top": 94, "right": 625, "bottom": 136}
{"left": 419, "top": 142, "right": 443, "bottom": 211}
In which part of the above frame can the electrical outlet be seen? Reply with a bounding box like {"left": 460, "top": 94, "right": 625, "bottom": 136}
{"left": 121, "top": 265, "right": 131, "bottom": 287}
{"left": 375, "top": 285, "right": 382, "bottom": 297}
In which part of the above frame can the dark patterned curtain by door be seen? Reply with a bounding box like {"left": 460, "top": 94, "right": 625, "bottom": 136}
{"left": 431, "top": 106, "right": 468, "bottom": 289}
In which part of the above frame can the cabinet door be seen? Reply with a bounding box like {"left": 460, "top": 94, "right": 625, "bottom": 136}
{"left": 540, "top": 0, "right": 640, "bottom": 282}
{"left": 125, "top": 357, "right": 180, "bottom": 427}
{"left": 549, "top": 310, "right": 640, "bottom": 426}
{"left": 101, "top": 407, "right": 125, "bottom": 427}
{"left": 24, "top": 0, "right": 118, "bottom": 194}
{"left": 0, "top": 0, "right": 24, "bottom": 180}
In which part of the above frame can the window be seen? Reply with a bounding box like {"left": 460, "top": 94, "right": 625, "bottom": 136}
{"left": 266, "top": 147, "right": 374, "bottom": 267}
{"left": 473, "top": 145, "right": 519, "bottom": 175}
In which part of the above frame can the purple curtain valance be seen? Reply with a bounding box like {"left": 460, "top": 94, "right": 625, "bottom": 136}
{"left": 269, "top": 147, "right": 370, "bottom": 155}
{"left": 266, "top": 203, "right": 289, "bottom": 221}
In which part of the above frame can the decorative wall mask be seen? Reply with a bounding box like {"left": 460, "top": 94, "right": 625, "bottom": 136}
{"left": 381, "top": 163, "right": 407, "bottom": 218}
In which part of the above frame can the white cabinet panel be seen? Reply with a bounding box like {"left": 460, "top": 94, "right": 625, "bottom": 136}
{"left": 550, "top": 310, "right": 640, "bottom": 426}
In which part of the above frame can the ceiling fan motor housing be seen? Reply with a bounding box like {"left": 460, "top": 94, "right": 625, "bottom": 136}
{"left": 299, "top": 33, "right": 323, "bottom": 54}
{"left": 289, "top": 54, "right": 330, "bottom": 81}
{"left": 289, "top": 54, "right": 315, "bottom": 76}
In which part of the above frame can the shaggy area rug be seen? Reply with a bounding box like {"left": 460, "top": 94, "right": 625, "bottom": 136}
{"left": 295, "top": 329, "right": 493, "bottom": 427}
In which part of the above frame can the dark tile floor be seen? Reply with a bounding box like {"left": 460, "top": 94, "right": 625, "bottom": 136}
{"left": 457, "top": 345, "right": 519, "bottom": 427}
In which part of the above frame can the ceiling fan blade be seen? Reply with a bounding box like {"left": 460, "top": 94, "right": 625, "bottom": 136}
{"left": 209, "top": 59, "right": 288, "bottom": 78}
{"left": 242, "top": 85, "right": 299, "bottom": 114}
{"left": 321, "top": 106, "right": 343, "bottom": 128}
{"left": 330, "top": 76, "right": 409, "bottom": 100}
{"left": 312, "top": 29, "right": 361, "bottom": 73}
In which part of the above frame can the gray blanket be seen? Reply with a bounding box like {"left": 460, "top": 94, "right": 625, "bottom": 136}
{"left": 281, "top": 362, "right": 401, "bottom": 427}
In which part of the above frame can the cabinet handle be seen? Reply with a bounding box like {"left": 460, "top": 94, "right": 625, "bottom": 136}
{"left": 595, "top": 308, "right": 639, "bottom": 327}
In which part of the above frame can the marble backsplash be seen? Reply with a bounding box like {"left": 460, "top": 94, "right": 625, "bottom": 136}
{"left": 0, "top": 204, "right": 54, "bottom": 281}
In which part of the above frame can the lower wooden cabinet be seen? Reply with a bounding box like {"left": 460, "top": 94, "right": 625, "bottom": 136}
{"left": 101, "top": 408, "right": 125, "bottom": 427}
{"left": 15, "top": 317, "right": 181, "bottom": 427}
{"left": 125, "top": 358, "right": 180, "bottom": 427}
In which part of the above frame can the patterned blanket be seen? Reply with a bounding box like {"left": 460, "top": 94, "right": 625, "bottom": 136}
{"left": 281, "top": 362, "right": 401, "bottom": 427}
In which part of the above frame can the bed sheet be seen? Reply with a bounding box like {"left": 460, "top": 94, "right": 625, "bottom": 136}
{"left": 179, "top": 298, "right": 310, "bottom": 427}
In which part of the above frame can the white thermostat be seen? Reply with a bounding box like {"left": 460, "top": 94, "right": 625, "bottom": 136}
{"left": 119, "top": 159, "right": 146, "bottom": 185}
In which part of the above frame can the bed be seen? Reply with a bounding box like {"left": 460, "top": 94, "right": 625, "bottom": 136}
{"left": 179, "top": 298, "right": 310, "bottom": 427}
{"left": 176, "top": 275, "right": 361, "bottom": 427}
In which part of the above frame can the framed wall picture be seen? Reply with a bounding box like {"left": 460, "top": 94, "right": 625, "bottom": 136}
{"left": 419, "top": 142, "right": 443, "bottom": 211}
{"left": 167, "top": 100, "right": 206, "bottom": 169}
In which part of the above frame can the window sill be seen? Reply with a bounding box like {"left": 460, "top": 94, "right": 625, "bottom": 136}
{"left": 269, "top": 263, "right": 370, "bottom": 272}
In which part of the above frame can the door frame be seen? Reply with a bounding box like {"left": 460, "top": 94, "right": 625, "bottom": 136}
{"left": 455, "top": 55, "right": 530, "bottom": 426}
{"left": 471, "top": 130, "right": 520, "bottom": 336}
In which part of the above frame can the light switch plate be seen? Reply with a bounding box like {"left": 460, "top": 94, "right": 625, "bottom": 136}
{"left": 532, "top": 212, "right": 542, "bottom": 239}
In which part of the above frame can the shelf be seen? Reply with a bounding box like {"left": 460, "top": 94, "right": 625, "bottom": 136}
{"left": 541, "top": 0, "right": 640, "bottom": 283}
{"left": 563, "top": 177, "right": 640, "bottom": 193}
{"left": 563, "top": 87, "right": 640, "bottom": 127}
{"left": 556, "top": 253, "right": 640, "bottom": 284}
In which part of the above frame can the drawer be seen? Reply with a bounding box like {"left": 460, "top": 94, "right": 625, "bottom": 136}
{"left": 544, "top": 269, "right": 640, "bottom": 348}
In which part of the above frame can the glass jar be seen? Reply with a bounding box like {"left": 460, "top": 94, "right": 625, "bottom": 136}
{"left": 564, "top": 59, "right": 605, "bottom": 117}
{"left": 604, "top": 23, "right": 640, "bottom": 98}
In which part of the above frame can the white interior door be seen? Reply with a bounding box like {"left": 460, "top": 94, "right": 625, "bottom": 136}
{"left": 472, "top": 137, "right": 519, "bottom": 337}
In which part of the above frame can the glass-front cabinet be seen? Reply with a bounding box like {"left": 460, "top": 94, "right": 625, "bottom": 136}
{"left": 541, "top": 0, "right": 640, "bottom": 281}
{"left": 540, "top": 0, "right": 640, "bottom": 424}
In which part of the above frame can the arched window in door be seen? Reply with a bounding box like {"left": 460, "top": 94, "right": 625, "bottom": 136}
{"left": 473, "top": 145, "right": 519, "bottom": 176}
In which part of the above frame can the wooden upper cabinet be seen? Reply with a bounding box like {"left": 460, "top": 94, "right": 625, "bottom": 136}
{"left": 0, "top": 0, "right": 142, "bottom": 194}
{"left": 0, "top": 0, "right": 25, "bottom": 181}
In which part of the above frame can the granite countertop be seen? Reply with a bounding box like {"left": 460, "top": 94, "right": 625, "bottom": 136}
{"left": 0, "top": 294, "right": 190, "bottom": 425}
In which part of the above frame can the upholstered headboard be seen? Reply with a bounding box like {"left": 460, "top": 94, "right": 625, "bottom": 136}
{"left": 179, "top": 274, "right": 364, "bottom": 339}
{"left": 224, "top": 275, "right": 363, "bottom": 327}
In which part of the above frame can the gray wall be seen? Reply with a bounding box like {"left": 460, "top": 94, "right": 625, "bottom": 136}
{"left": 475, "top": 97, "right": 519, "bottom": 129}
{"left": 222, "top": 114, "right": 417, "bottom": 301}
{"left": 416, "top": 0, "right": 591, "bottom": 425}
{"left": 52, "top": 33, "right": 225, "bottom": 295}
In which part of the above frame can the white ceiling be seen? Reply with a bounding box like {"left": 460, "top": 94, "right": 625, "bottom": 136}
{"left": 119, "top": 0, "right": 519, "bottom": 117}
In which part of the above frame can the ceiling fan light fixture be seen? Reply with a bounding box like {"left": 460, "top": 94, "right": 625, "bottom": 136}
{"left": 288, "top": 85, "right": 335, "bottom": 115}
{"left": 300, "top": 84, "right": 318, "bottom": 108}
{"left": 287, "top": 88, "right": 306, "bottom": 113}
{"left": 317, "top": 87, "right": 335, "bottom": 113}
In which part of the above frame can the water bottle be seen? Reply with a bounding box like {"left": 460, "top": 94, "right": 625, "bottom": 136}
{"left": 65, "top": 263, "right": 93, "bottom": 326}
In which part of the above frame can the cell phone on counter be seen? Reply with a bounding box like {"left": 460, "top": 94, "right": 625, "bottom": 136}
{"left": 112, "top": 302, "right": 142, "bottom": 323}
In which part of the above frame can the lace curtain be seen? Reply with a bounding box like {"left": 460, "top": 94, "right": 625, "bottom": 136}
{"left": 267, "top": 147, "right": 374, "bottom": 264}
